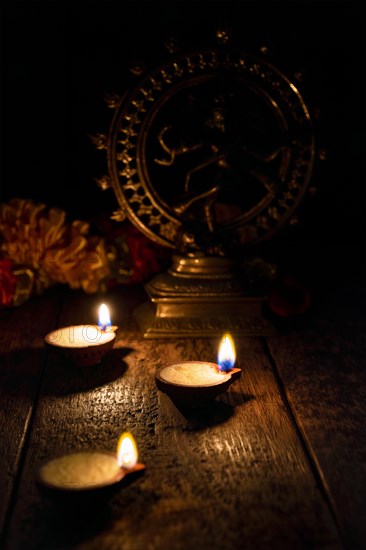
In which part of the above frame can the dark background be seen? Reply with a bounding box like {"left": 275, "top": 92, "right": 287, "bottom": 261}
{"left": 1, "top": 1, "right": 365, "bottom": 290}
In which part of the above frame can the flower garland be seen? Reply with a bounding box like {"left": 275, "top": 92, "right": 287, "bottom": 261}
{"left": 0, "top": 199, "right": 170, "bottom": 307}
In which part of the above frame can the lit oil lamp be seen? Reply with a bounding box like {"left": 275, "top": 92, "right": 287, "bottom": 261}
{"left": 37, "top": 432, "right": 145, "bottom": 495}
{"left": 155, "top": 333, "right": 241, "bottom": 407}
{"left": 44, "top": 304, "right": 118, "bottom": 367}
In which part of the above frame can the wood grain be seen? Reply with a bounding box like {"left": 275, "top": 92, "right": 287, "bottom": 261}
{"left": 2, "top": 288, "right": 343, "bottom": 549}
{"left": 0, "top": 290, "right": 62, "bottom": 537}
{"left": 267, "top": 289, "right": 366, "bottom": 549}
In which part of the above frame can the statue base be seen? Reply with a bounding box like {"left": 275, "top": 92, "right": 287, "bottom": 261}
{"left": 133, "top": 254, "right": 276, "bottom": 338}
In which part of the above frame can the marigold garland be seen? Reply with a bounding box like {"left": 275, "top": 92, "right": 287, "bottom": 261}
{"left": 0, "top": 199, "right": 113, "bottom": 301}
{"left": 0, "top": 198, "right": 171, "bottom": 307}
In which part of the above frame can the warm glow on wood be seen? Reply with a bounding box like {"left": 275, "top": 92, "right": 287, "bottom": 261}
{"left": 117, "top": 432, "right": 138, "bottom": 469}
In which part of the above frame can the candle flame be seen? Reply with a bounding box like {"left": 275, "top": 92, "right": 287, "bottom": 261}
{"left": 218, "top": 333, "right": 236, "bottom": 372}
{"left": 117, "top": 432, "right": 138, "bottom": 469}
{"left": 98, "top": 303, "right": 111, "bottom": 331}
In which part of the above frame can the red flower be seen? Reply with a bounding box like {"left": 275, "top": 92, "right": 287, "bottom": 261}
{"left": 124, "top": 224, "right": 170, "bottom": 283}
{"left": 0, "top": 259, "right": 17, "bottom": 307}
{"left": 90, "top": 215, "right": 171, "bottom": 285}
{"left": 268, "top": 275, "right": 311, "bottom": 318}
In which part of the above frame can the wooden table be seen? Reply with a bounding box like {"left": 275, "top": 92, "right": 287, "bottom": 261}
{"left": 0, "top": 284, "right": 365, "bottom": 550}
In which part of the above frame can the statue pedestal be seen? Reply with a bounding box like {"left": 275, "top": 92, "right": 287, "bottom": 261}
{"left": 133, "top": 255, "right": 276, "bottom": 338}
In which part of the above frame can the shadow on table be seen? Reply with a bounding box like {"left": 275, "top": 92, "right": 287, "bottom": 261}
{"left": 44, "top": 347, "right": 134, "bottom": 395}
{"left": 0, "top": 348, "right": 46, "bottom": 400}
{"left": 0, "top": 346, "right": 135, "bottom": 397}
{"left": 173, "top": 393, "right": 254, "bottom": 430}
{"left": 34, "top": 473, "right": 152, "bottom": 549}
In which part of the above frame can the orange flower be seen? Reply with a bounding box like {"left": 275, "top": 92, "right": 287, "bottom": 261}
{"left": 0, "top": 199, "right": 111, "bottom": 294}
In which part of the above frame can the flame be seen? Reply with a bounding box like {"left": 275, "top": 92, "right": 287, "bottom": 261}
{"left": 98, "top": 303, "right": 111, "bottom": 331}
{"left": 117, "top": 432, "right": 138, "bottom": 469}
{"left": 218, "top": 333, "right": 236, "bottom": 372}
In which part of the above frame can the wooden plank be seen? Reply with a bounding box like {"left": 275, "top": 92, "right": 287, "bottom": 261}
{"left": 2, "top": 288, "right": 343, "bottom": 549}
{"left": 266, "top": 288, "right": 366, "bottom": 549}
{"left": 0, "top": 290, "right": 62, "bottom": 536}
